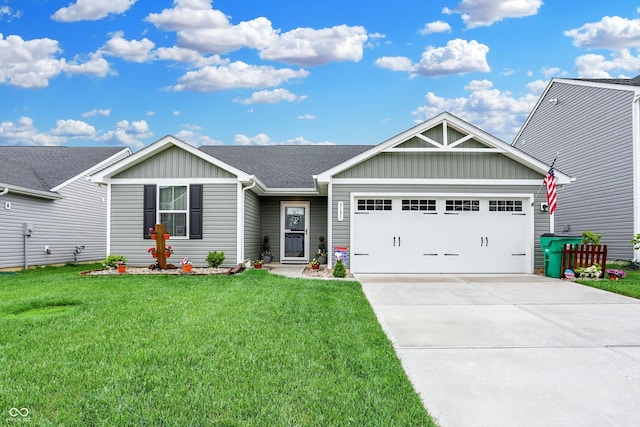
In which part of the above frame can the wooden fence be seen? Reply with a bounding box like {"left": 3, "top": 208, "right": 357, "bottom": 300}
{"left": 561, "top": 244, "right": 608, "bottom": 278}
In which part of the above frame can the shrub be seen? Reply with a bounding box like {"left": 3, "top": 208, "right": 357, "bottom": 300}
{"left": 205, "top": 251, "right": 225, "bottom": 268}
{"left": 582, "top": 230, "right": 602, "bottom": 245}
{"left": 333, "top": 259, "right": 346, "bottom": 278}
{"left": 104, "top": 254, "right": 127, "bottom": 269}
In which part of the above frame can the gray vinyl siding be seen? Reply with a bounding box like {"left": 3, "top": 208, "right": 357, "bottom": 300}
{"left": 110, "top": 183, "right": 238, "bottom": 267}
{"left": 260, "top": 197, "right": 328, "bottom": 262}
{"left": 114, "top": 146, "right": 235, "bottom": 179}
{"left": 244, "top": 190, "right": 262, "bottom": 260}
{"left": 516, "top": 82, "right": 635, "bottom": 259}
{"left": 335, "top": 152, "right": 541, "bottom": 179}
{"left": 331, "top": 183, "right": 549, "bottom": 269}
{"left": 0, "top": 178, "right": 110, "bottom": 269}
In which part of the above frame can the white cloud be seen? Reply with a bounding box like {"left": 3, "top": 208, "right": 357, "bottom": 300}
{"left": 0, "top": 116, "right": 64, "bottom": 145}
{"left": 374, "top": 56, "right": 414, "bottom": 72}
{"left": 573, "top": 49, "right": 640, "bottom": 78}
{"left": 0, "top": 34, "right": 111, "bottom": 88}
{"left": 172, "top": 61, "right": 309, "bottom": 92}
{"left": 175, "top": 129, "right": 223, "bottom": 146}
{"left": 52, "top": 0, "right": 138, "bottom": 22}
{"left": 155, "top": 46, "right": 224, "bottom": 67}
{"left": 99, "top": 119, "right": 152, "bottom": 149}
{"left": 541, "top": 67, "right": 562, "bottom": 78}
{"left": 419, "top": 20, "right": 452, "bottom": 35}
{"left": 51, "top": 119, "right": 97, "bottom": 137}
{"left": 234, "top": 133, "right": 333, "bottom": 146}
{"left": 297, "top": 114, "right": 316, "bottom": 120}
{"left": 446, "top": 0, "right": 542, "bottom": 28}
{"left": 146, "top": 1, "right": 367, "bottom": 66}
{"left": 0, "top": 6, "right": 22, "bottom": 22}
{"left": 414, "top": 39, "right": 490, "bottom": 76}
{"left": 259, "top": 25, "right": 368, "bottom": 66}
{"left": 237, "top": 88, "right": 307, "bottom": 105}
{"left": 100, "top": 32, "right": 155, "bottom": 63}
{"left": 412, "top": 79, "right": 539, "bottom": 142}
{"left": 82, "top": 109, "right": 111, "bottom": 118}
{"left": 565, "top": 16, "right": 640, "bottom": 49}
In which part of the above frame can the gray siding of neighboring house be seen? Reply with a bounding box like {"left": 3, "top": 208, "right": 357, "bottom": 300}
{"left": 331, "top": 184, "right": 549, "bottom": 269}
{"left": 244, "top": 190, "right": 262, "bottom": 261}
{"left": 110, "top": 183, "right": 238, "bottom": 267}
{"left": 114, "top": 146, "right": 236, "bottom": 179}
{"left": 335, "top": 152, "right": 542, "bottom": 180}
{"left": 0, "top": 178, "right": 110, "bottom": 269}
{"left": 260, "top": 197, "right": 328, "bottom": 263}
{"left": 516, "top": 82, "right": 635, "bottom": 259}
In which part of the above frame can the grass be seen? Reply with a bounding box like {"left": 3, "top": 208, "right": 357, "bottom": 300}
{"left": 575, "top": 263, "right": 640, "bottom": 299}
{"left": 0, "top": 264, "right": 436, "bottom": 426}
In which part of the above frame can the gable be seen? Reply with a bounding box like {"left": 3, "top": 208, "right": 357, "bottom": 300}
{"left": 113, "top": 145, "right": 236, "bottom": 179}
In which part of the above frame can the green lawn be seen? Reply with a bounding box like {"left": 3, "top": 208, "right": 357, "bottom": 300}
{"left": 0, "top": 264, "right": 436, "bottom": 426}
{"left": 576, "top": 263, "right": 640, "bottom": 299}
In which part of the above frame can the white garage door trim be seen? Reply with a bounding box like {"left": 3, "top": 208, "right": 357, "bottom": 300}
{"left": 349, "top": 192, "right": 535, "bottom": 274}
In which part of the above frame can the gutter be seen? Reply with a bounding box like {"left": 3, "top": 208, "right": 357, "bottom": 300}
{"left": 239, "top": 176, "right": 258, "bottom": 263}
{"left": 0, "top": 186, "right": 8, "bottom": 196}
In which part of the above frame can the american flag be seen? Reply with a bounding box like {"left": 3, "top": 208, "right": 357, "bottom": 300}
{"left": 543, "top": 163, "right": 557, "bottom": 215}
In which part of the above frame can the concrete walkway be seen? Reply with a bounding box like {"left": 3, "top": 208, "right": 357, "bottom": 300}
{"left": 357, "top": 274, "right": 640, "bottom": 427}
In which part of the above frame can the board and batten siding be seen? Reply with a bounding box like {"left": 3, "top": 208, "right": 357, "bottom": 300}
{"left": 516, "top": 82, "right": 635, "bottom": 259}
{"left": 244, "top": 190, "right": 262, "bottom": 261}
{"left": 110, "top": 183, "right": 237, "bottom": 267}
{"left": 335, "top": 152, "right": 541, "bottom": 180}
{"left": 260, "top": 197, "right": 328, "bottom": 263}
{"left": 331, "top": 183, "right": 548, "bottom": 269}
{"left": 114, "top": 146, "right": 236, "bottom": 179}
{"left": 0, "top": 178, "right": 110, "bottom": 269}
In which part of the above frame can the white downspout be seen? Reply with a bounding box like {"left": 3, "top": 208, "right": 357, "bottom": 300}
{"left": 632, "top": 92, "right": 640, "bottom": 261}
{"left": 240, "top": 177, "right": 257, "bottom": 264}
{"left": 0, "top": 186, "right": 8, "bottom": 196}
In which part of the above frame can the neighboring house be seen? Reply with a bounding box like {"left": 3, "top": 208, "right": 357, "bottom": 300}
{"left": 91, "top": 112, "right": 571, "bottom": 273}
{"left": 0, "top": 146, "right": 132, "bottom": 269}
{"left": 513, "top": 76, "right": 640, "bottom": 260}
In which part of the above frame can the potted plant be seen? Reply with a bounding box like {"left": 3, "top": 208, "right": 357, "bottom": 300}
{"left": 254, "top": 259, "right": 264, "bottom": 269}
{"left": 606, "top": 268, "right": 626, "bottom": 280}
{"left": 116, "top": 260, "right": 126, "bottom": 273}
{"left": 181, "top": 257, "right": 193, "bottom": 272}
{"left": 574, "top": 263, "right": 602, "bottom": 279}
{"left": 581, "top": 230, "right": 602, "bottom": 245}
{"left": 261, "top": 236, "right": 272, "bottom": 263}
{"left": 309, "top": 258, "right": 320, "bottom": 270}
{"left": 104, "top": 254, "right": 127, "bottom": 269}
{"left": 316, "top": 236, "right": 327, "bottom": 264}
{"left": 149, "top": 227, "right": 157, "bottom": 240}
{"left": 165, "top": 245, "right": 173, "bottom": 258}
{"left": 148, "top": 247, "right": 158, "bottom": 258}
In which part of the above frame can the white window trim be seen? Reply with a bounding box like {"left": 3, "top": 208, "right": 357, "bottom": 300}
{"left": 157, "top": 184, "right": 190, "bottom": 239}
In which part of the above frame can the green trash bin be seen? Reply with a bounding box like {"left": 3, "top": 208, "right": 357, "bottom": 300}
{"left": 539, "top": 234, "right": 583, "bottom": 278}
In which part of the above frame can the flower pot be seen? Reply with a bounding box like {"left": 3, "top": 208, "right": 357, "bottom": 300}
{"left": 117, "top": 265, "right": 126, "bottom": 273}
{"left": 182, "top": 264, "right": 192, "bottom": 272}
{"left": 255, "top": 264, "right": 263, "bottom": 269}
{"left": 316, "top": 256, "right": 327, "bottom": 264}
{"left": 151, "top": 234, "right": 157, "bottom": 240}
{"left": 165, "top": 253, "right": 171, "bottom": 258}
{"left": 163, "top": 234, "right": 170, "bottom": 240}
{"left": 152, "top": 253, "right": 157, "bottom": 258}
{"left": 609, "top": 275, "right": 619, "bottom": 280}
{"left": 261, "top": 255, "right": 272, "bottom": 264}
{"left": 312, "top": 264, "right": 320, "bottom": 270}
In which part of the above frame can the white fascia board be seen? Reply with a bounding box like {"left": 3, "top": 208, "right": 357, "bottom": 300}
{"left": 331, "top": 178, "right": 549, "bottom": 186}
{"left": 257, "top": 188, "right": 321, "bottom": 196}
{"left": 53, "top": 148, "right": 132, "bottom": 192}
{"left": 1, "top": 184, "right": 62, "bottom": 200}
{"left": 90, "top": 135, "right": 251, "bottom": 183}
{"left": 108, "top": 178, "right": 240, "bottom": 185}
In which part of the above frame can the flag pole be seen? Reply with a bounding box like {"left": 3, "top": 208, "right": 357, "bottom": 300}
{"left": 545, "top": 153, "right": 559, "bottom": 234}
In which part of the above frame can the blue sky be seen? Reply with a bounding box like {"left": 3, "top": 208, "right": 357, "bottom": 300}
{"left": 1, "top": 0, "right": 639, "bottom": 150}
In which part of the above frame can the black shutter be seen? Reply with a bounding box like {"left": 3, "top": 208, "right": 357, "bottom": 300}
{"left": 143, "top": 185, "right": 156, "bottom": 239}
{"left": 190, "top": 184, "right": 203, "bottom": 239}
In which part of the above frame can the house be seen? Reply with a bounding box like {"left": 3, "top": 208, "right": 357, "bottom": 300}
{"left": 513, "top": 76, "right": 640, "bottom": 260}
{"left": 0, "top": 146, "right": 131, "bottom": 269}
{"left": 91, "top": 112, "right": 571, "bottom": 273}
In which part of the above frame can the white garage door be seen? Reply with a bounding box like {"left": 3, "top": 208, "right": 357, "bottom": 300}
{"left": 351, "top": 197, "right": 531, "bottom": 274}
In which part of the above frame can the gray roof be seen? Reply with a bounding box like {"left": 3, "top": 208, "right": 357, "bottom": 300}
{"left": 0, "top": 146, "right": 125, "bottom": 193}
{"left": 573, "top": 74, "right": 640, "bottom": 87}
{"left": 199, "top": 145, "right": 372, "bottom": 188}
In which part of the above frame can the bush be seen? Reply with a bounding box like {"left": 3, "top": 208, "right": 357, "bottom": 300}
{"left": 333, "top": 259, "right": 346, "bottom": 278}
{"left": 104, "top": 254, "right": 127, "bottom": 269}
{"left": 582, "top": 230, "right": 602, "bottom": 245}
{"left": 206, "top": 251, "right": 225, "bottom": 268}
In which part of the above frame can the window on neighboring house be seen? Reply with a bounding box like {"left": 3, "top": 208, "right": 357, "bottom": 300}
{"left": 144, "top": 184, "right": 203, "bottom": 239}
{"left": 159, "top": 186, "right": 188, "bottom": 237}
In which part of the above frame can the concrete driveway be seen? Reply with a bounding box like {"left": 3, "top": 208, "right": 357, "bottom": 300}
{"left": 357, "top": 274, "right": 640, "bottom": 427}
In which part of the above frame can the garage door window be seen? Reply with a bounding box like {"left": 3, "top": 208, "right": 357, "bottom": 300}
{"left": 402, "top": 199, "right": 436, "bottom": 211}
{"left": 357, "top": 199, "right": 392, "bottom": 211}
{"left": 489, "top": 200, "right": 523, "bottom": 212}
{"left": 446, "top": 200, "right": 479, "bottom": 211}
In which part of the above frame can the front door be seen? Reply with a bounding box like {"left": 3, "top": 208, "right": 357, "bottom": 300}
{"left": 281, "top": 202, "right": 309, "bottom": 263}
